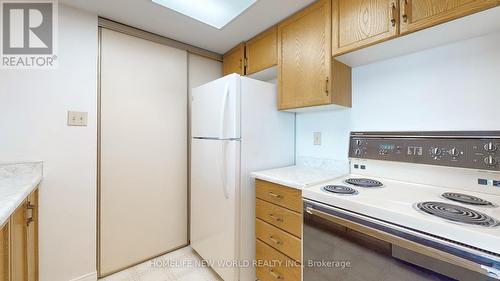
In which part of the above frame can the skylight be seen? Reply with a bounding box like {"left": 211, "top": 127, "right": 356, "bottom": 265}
{"left": 152, "top": 0, "right": 257, "bottom": 29}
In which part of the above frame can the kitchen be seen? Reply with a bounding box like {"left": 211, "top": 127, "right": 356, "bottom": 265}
{"left": 0, "top": 0, "right": 499, "bottom": 281}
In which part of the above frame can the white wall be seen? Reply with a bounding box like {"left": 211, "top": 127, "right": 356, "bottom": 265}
{"left": 296, "top": 31, "right": 500, "bottom": 161}
{"left": 188, "top": 54, "right": 223, "bottom": 90}
{"left": 0, "top": 5, "right": 98, "bottom": 281}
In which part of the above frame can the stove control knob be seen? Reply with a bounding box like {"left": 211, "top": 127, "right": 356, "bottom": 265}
{"left": 484, "top": 155, "right": 497, "bottom": 166}
{"left": 354, "top": 149, "right": 362, "bottom": 157}
{"left": 355, "top": 140, "right": 362, "bottom": 147}
{"left": 484, "top": 142, "right": 497, "bottom": 152}
{"left": 449, "top": 148, "right": 459, "bottom": 157}
{"left": 431, "top": 147, "right": 442, "bottom": 157}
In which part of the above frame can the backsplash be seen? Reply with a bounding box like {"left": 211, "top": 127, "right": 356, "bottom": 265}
{"left": 296, "top": 31, "right": 500, "bottom": 161}
{"left": 296, "top": 156, "right": 349, "bottom": 173}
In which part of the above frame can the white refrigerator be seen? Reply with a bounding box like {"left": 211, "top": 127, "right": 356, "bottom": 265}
{"left": 191, "top": 74, "right": 295, "bottom": 281}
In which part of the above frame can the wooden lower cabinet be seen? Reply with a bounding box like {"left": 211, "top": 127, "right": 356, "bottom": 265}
{"left": 1, "top": 223, "right": 9, "bottom": 281}
{"left": 256, "top": 240, "right": 301, "bottom": 281}
{"left": 256, "top": 219, "right": 301, "bottom": 262}
{"left": 256, "top": 199, "right": 302, "bottom": 238}
{"left": 11, "top": 202, "right": 27, "bottom": 281}
{"left": 26, "top": 191, "right": 38, "bottom": 281}
{"left": 1, "top": 188, "right": 38, "bottom": 281}
{"left": 255, "top": 180, "right": 302, "bottom": 213}
{"left": 255, "top": 180, "right": 302, "bottom": 281}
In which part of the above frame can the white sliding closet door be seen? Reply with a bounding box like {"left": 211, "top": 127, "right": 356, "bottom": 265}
{"left": 99, "top": 28, "right": 188, "bottom": 276}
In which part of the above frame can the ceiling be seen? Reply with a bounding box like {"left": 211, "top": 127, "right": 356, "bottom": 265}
{"left": 60, "top": 0, "right": 315, "bottom": 54}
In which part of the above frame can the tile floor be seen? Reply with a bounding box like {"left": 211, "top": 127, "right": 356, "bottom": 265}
{"left": 100, "top": 246, "right": 223, "bottom": 281}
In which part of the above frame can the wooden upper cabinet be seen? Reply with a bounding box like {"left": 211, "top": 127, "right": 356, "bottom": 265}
{"left": 278, "top": 0, "right": 351, "bottom": 110}
{"left": 222, "top": 43, "right": 245, "bottom": 75}
{"left": 332, "top": 0, "right": 399, "bottom": 56}
{"left": 400, "top": 0, "right": 497, "bottom": 34}
{"left": 246, "top": 26, "right": 278, "bottom": 75}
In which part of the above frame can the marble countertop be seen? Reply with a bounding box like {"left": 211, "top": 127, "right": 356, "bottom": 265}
{"left": 0, "top": 162, "right": 43, "bottom": 227}
{"left": 251, "top": 164, "right": 349, "bottom": 190}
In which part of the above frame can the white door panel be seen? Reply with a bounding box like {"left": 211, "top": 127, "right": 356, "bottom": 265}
{"left": 100, "top": 29, "right": 188, "bottom": 276}
{"left": 191, "top": 138, "right": 240, "bottom": 281}
{"left": 191, "top": 74, "right": 240, "bottom": 139}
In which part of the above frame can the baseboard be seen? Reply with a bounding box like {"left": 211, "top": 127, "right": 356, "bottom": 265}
{"left": 69, "top": 272, "right": 98, "bottom": 281}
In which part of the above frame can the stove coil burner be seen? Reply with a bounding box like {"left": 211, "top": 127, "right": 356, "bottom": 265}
{"left": 322, "top": 185, "right": 358, "bottom": 195}
{"left": 416, "top": 202, "right": 500, "bottom": 227}
{"left": 442, "top": 193, "right": 496, "bottom": 207}
{"left": 345, "top": 178, "right": 383, "bottom": 188}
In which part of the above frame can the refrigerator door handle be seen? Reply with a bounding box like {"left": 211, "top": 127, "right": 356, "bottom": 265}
{"left": 220, "top": 140, "right": 229, "bottom": 199}
{"left": 219, "top": 83, "right": 230, "bottom": 139}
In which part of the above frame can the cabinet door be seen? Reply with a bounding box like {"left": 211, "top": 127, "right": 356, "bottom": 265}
{"left": 0, "top": 222, "right": 9, "bottom": 281}
{"left": 278, "top": 0, "right": 332, "bottom": 110}
{"left": 332, "top": 0, "right": 399, "bottom": 56}
{"left": 26, "top": 191, "right": 38, "bottom": 281}
{"left": 222, "top": 43, "right": 245, "bottom": 75}
{"left": 400, "top": 0, "right": 497, "bottom": 34}
{"left": 246, "top": 26, "right": 277, "bottom": 75}
{"left": 10, "top": 202, "right": 27, "bottom": 281}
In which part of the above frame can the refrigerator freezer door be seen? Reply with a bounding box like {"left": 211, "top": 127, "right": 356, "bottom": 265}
{"left": 192, "top": 74, "right": 241, "bottom": 139}
{"left": 191, "top": 138, "right": 240, "bottom": 281}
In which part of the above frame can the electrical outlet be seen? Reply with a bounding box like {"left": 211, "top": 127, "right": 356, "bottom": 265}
{"left": 67, "top": 111, "right": 88, "bottom": 126}
{"left": 313, "top": 132, "right": 321, "bottom": 145}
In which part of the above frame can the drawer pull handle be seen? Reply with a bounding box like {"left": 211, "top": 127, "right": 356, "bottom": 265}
{"left": 269, "top": 236, "right": 282, "bottom": 245}
{"left": 325, "top": 77, "right": 329, "bottom": 95}
{"left": 269, "top": 269, "right": 282, "bottom": 279}
{"left": 268, "top": 214, "right": 283, "bottom": 222}
{"left": 268, "top": 192, "right": 282, "bottom": 199}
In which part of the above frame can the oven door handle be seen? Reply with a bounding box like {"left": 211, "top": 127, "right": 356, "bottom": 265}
{"left": 306, "top": 206, "right": 496, "bottom": 279}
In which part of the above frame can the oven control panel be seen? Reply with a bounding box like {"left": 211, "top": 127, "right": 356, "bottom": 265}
{"left": 349, "top": 132, "right": 500, "bottom": 171}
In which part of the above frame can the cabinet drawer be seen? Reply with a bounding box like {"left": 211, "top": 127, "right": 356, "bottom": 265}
{"left": 256, "top": 199, "right": 302, "bottom": 238}
{"left": 256, "top": 219, "right": 301, "bottom": 262}
{"left": 256, "top": 239, "right": 301, "bottom": 281}
{"left": 256, "top": 180, "right": 302, "bottom": 213}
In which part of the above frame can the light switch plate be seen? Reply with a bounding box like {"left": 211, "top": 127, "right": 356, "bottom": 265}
{"left": 67, "top": 111, "right": 88, "bottom": 126}
{"left": 313, "top": 132, "right": 321, "bottom": 145}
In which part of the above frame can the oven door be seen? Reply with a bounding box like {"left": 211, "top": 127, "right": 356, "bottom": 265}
{"left": 303, "top": 199, "right": 500, "bottom": 281}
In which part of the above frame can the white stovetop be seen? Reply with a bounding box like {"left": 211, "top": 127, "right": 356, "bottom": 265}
{"left": 303, "top": 174, "right": 500, "bottom": 255}
{"left": 251, "top": 165, "right": 348, "bottom": 190}
{"left": 0, "top": 162, "right": 43, "bottom": 227}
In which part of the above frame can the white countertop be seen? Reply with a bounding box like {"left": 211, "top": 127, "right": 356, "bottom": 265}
{"left": 251, "top": 165, "right": 348, "bottom": 190}
{"left": 0, "top": 162, "right": 43, "bottom": 227}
